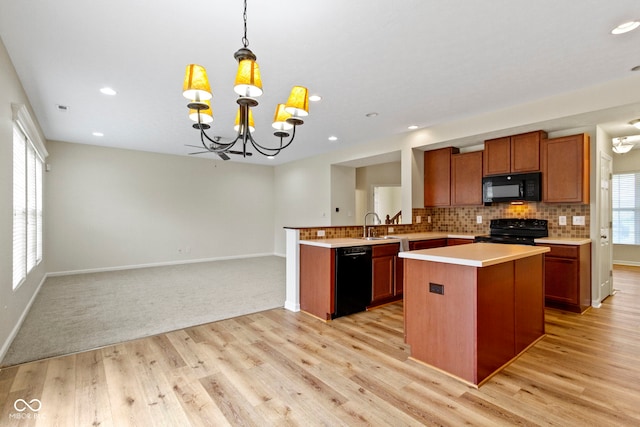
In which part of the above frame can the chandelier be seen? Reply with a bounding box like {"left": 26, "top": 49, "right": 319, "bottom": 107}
{"left": 612, "top": 136, "right": 635, "bottom": 154}
{"left": 182, "top": 0, "right": 309, "bottom": 160}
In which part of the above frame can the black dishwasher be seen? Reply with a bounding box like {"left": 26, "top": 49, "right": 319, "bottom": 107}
{"left": 333, "top": 246, "right": 372, "bottom": 319}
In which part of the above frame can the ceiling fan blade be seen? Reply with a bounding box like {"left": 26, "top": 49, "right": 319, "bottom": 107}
{"left": 188, "top": 151, "right": 210, "bottom": 155}
{"left": 217, "top": 152, "right": 231, "bottom": 161}
{"left": 228, "top": 150, "right": 253, "bottom": 156}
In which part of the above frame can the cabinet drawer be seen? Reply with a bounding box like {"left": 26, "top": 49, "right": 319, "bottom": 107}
{"left": 372, "top": 243, "right": 399, "bottom": 258}
{"left": 539, "top": 244, "right": 578, "bottom": 259}
{"left": 409, "top": 239, "right": 447, "bottom": 250}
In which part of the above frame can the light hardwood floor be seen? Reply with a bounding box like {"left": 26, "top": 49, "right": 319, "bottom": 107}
{"left": 1, "top": 266, "right": 639, "bottom": 426}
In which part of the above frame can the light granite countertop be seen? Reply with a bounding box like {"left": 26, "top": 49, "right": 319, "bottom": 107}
{"left": 399, "top": 242, "right": 550, "bottom": 267}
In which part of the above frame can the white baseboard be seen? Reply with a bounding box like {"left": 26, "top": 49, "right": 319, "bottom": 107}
{"left": 613, "top": 260, "right": 640, "bottom": 267}
{"left": 46, "top": 252, "right": 278, "bottom": 277}
{"left": 0, "top": 273, "right": 48, "bottom": 364}
{"left": 284, "top": 301, "right": 300, "bottom": 312}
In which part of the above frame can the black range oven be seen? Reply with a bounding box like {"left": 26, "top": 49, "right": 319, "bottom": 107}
{"left": 474, "top": 218, "right": 548, "bottom": 246}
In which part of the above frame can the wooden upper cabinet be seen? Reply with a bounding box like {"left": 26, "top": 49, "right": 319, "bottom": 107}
{"left": 542, "top": 133, "right": 590, "bottom": 204}
{"left": 483, "top": 136, "right": 511, "bottom": 176}
{"left": 483, "top": 130, "right": 546, "bottom": 176}
{"left": 451, "top": 151, "right": 483, "bottom": 206}
{"left": 424, "top": 147, "right": 459, "bottom": 207}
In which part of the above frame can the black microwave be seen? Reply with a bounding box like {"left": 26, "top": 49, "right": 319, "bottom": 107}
{"left": 482, "top": 172, "right": 541, "bottom": 204}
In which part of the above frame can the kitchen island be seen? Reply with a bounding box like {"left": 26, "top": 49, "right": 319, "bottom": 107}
{"left": 400, "top": 242, "right": 550, "bottom": 387}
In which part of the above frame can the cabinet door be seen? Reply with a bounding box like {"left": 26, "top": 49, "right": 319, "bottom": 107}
{"left": 483, "top": 137, "right": 511, "bottom": 176}
{"left": 542, "top": 134, "right": 590, "bottom": 203}
{"left": 451, "top": 151, "right": 483, "bottom": 206}
{"left": 511, "top": 131, "right": 542, "bottom": 173}
{"left": 544, "top": 257, "right": 579, "bottom": 304}
{"left": 372, "top": 255, "right": 395, "bottom": 302}
{"left": 424, "top": 147, "right": 458, "bottom": 207}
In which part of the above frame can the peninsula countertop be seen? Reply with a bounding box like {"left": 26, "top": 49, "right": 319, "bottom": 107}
{"left": 300, "top": 232, "right": 476, "bottom": 248}
{"left": 398, "top": 242, "right": 550, "bottom": 267}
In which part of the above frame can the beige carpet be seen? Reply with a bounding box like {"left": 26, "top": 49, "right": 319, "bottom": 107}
{"left": 1, "top": 256, "right": 285, "bottom": 367}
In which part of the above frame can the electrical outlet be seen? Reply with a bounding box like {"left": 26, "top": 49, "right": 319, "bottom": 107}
{"left": 559, "top": 216, "right": 567, "bottom": 226}
{"left": 317, "top": 230, "right": 325, "bottom": 237}
{"left": 416, "top": 216, "right": 422, "bottom": 223}
{"left": 476, "top": 215, "right": 482, "bottom": 224}
{"left": 388, "top": 227, "right": 394, "bottom": 233}
{"left": 427, "top": 216, "right": 431, "bottom": 223}
{"left": 573, "top": 216, "right": 585, "bottom": 226}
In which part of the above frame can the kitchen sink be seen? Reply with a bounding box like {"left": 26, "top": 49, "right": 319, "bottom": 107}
{"left": 360, "top": 236, "right": 396, "bottom": 240}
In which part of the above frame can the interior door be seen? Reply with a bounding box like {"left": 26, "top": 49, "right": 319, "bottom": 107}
{"left": 599, "top": 152, "right": 613, "bottom": 302}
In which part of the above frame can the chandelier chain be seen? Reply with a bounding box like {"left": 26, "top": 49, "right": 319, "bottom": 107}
{"left": 242, "top": 0, "right": 249, "bottom": 48}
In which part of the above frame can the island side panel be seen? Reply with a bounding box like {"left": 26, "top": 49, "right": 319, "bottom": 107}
{"left": 476, "top": 261, "right": 516, "bottom": 383}
{"left": 404, "top": 258, "right": 477, "bottom": 383}
{"left": 514, "top": 254, "right": 545, "bottom": 353}
{"left": 300, "top": 245, "right": 335, "bottom": 321}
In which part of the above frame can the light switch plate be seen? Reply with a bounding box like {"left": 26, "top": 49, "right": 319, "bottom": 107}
{"left": 388, "top": 227, "right": 394, "bottom": 233}
{"left": 416, "top": 216, "right": 422, "bottom": 223}
{"left": 559, "top": 216, "right": 567, "bottom": 226}
{"left": 573, "top": 216, "right": 586, "bottom": 226}
{"left": 476, "top": 215, "right": 482, "bottom": 224}
{"left": 317, "top": 230, "right": 325, "bottom": 237}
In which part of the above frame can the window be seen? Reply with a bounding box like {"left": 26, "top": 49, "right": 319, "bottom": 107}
{"left": 12, "top": 104, "right": 47, "bottom": 289}
{"left": 612, "top": 172, "right": 640, "bottom": 245}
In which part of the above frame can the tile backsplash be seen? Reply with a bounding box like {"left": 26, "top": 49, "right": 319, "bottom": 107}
{"left": 414, "top": 202, "right": 590, "bottom": 237}
{"left": 295, "top": 202, "right": 590, "bottom": 240}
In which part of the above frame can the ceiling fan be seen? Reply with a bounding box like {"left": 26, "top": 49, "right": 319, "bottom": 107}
{"left": 185, "top": 136, "right": 253, "bottom": 161}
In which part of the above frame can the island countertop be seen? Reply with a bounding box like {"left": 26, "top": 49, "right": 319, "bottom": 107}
{"left": 399, "top": 242, "right": 550, "bottom": 267}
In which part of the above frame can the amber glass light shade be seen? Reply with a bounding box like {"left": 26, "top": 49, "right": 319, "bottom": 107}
{"left": 284, "top": 86, "right": 309, "bottom": 117}
{"left": 234, "top": 108, "right": 255, "bottom": 133}
{"left": 271, "top": 104, "right": 294, "bottom": 131}
{"left": 234, "top": 60, "right": 263, "bottom": 97}
{"left": 183, "top": 64, "right": 212, "bottom": 101}
{"left": 188, "top": 100, "right": 213, "bottom": 123}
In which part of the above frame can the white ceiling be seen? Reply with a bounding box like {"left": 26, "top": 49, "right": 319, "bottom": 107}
{"left": 1, "top": 0, "right": 640, "bottom": 165}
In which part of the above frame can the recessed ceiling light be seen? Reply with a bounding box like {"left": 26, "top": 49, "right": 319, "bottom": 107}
{"left": 408, "top": 125, "right": 419, "bottom": 130}
{"left": 100, "top": 87, "right": 117, "bottom": 95}
{"left": 328, "top": 136, "right": 338, "bottom": 141}
{"left": 309, "top": 94, "right": 322, "bottom": 102}
{"left": 92, "top": 132, "right": 104, "bottom": 137}
{"left": 611, "top": 20, "right": 640, "bottom": 35}
{"left": 365, "top": 112, "right": 379, "bottom": 118}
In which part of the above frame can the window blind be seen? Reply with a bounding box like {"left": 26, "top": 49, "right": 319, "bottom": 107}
{"left": 612, "top": 172, "right": 640, "bottom": 245}
{"left": 12, "top": 124, "right": 44, "bottom": 289}
{"left": 13, "top": 126, "right": 27, "bottom": 288}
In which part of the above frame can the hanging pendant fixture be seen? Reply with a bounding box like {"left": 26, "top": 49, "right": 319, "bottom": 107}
{"left": 182, "top": 0, "right": 309, "bottom": 160}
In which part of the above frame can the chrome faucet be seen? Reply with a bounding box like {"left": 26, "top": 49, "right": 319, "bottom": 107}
{"left": 363, "top": 212, "right": 381, "bottom": 238}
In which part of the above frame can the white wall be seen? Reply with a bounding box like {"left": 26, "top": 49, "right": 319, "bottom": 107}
{"left": 355, "top": 161, "right": 401, "bottom": 223}
{"left": 0, "top": 38, "right": 49, "bottom": 360}
{"left": 45, "top": 141, "right": 276, "bottom": 273}
{"left": 330, "top": 165, "right": 356, "bottom": 226}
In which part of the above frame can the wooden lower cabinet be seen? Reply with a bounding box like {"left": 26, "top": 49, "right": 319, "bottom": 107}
{"left": 537, "top": 243, "right": 591, "bottom": 313}
{"left": 404, "top": 254, "right": 545, "bottom": 386}
{"left": 370, "top": 243, "right": 401, "bottom": 307}
{"left": 299, "top": 245, "right": 334, "bottom": 321}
